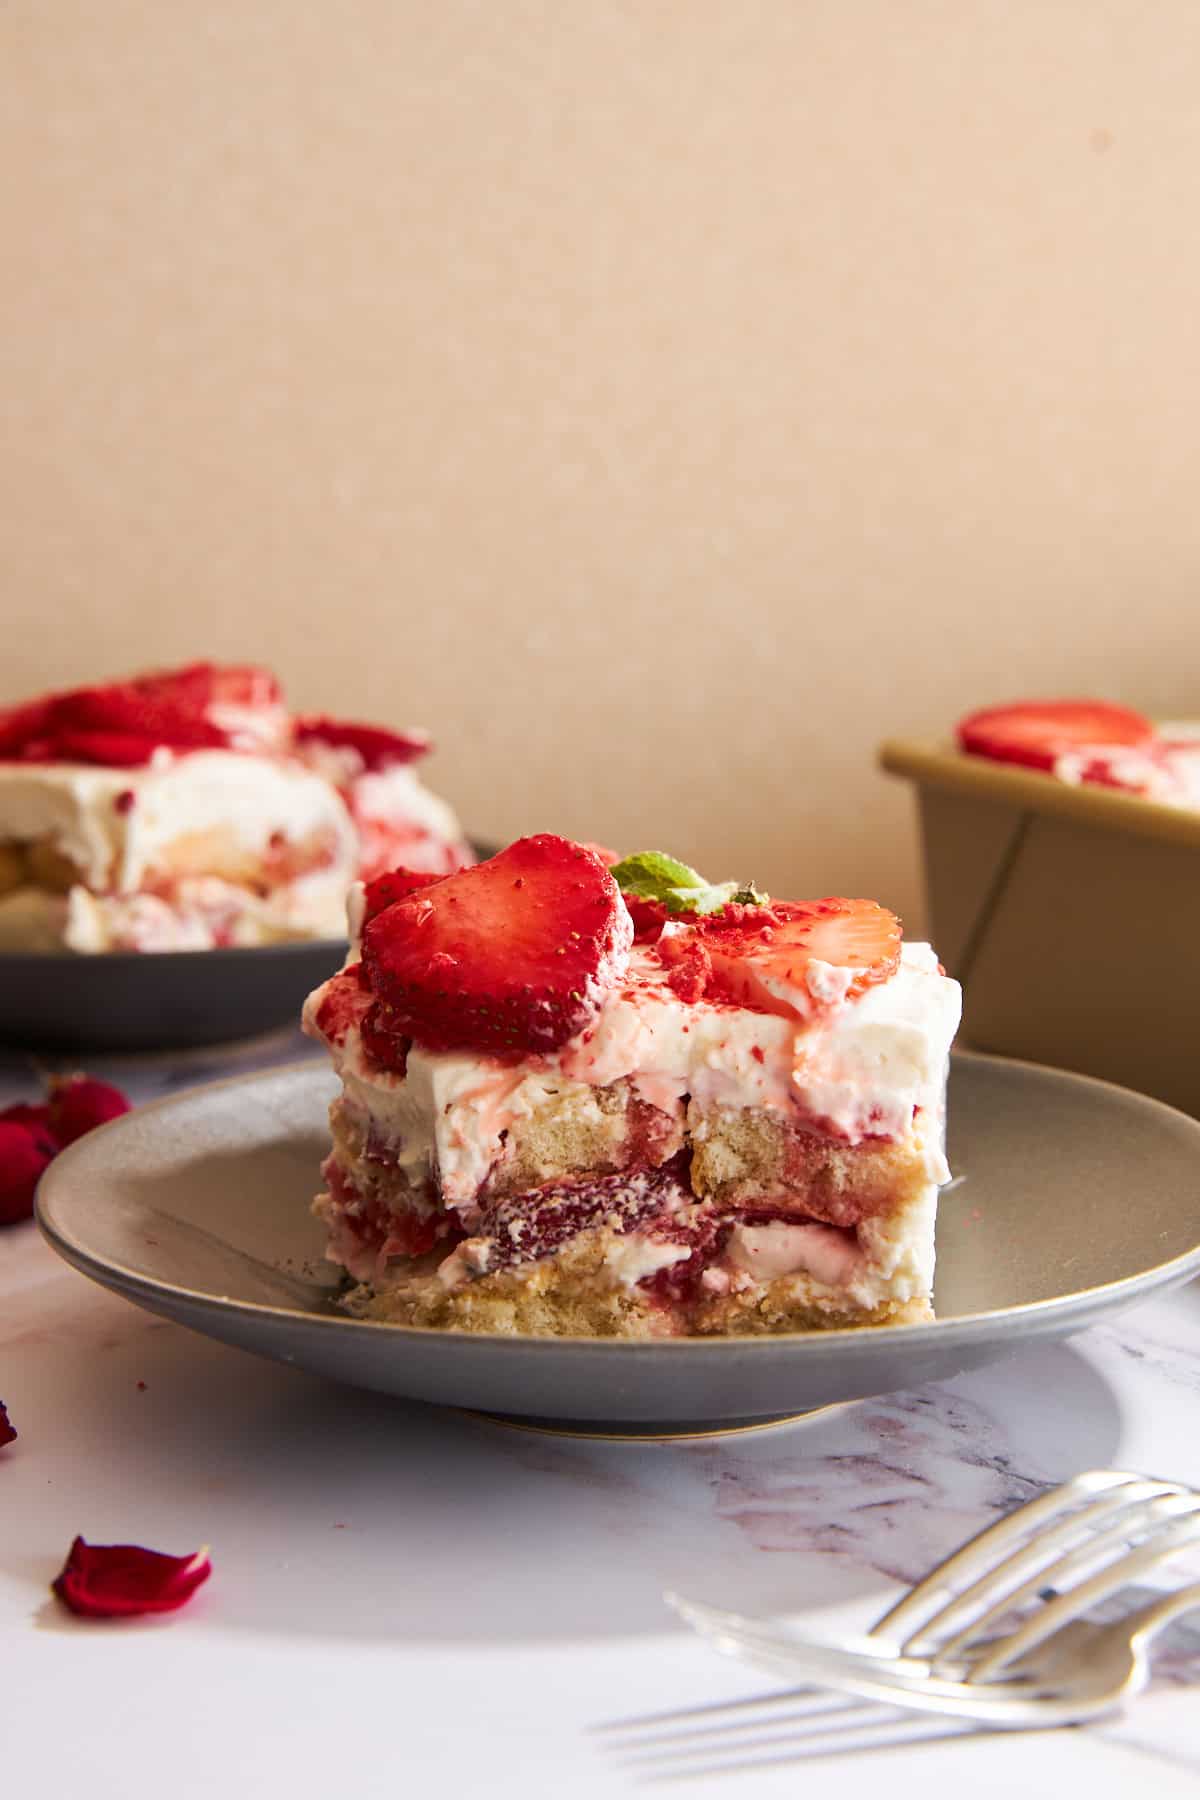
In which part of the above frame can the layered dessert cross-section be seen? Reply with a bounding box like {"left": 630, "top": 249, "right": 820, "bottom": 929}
{"left": 0, "top": 663, "right": 472, "bottom": 952}
{"left": 303, "top": 837, "right": 962, "bottom": 1337}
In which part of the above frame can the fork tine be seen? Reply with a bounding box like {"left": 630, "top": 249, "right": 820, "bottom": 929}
{"left": 895, "top": 1477, "right": 1187, "bottom": 1656}
{"left": 669, "top": 1601, "right": 1102, "bottom": 1726}
{"left": 968, "top": 1511, "right": 1200, "bottom": 1680}
{"left": 874, "top": 1471, "right": 1180, "bottom": 1651}
{"left": 932, "top": 1492, "right": 1200, "bottom": 1666}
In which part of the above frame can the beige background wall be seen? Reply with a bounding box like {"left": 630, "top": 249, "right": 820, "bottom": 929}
{"left": 4, "top": 2, "right": 1200, "bottom": 930}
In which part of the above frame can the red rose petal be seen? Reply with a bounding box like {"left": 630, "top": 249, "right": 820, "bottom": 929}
{"left": 0, "top": 1120, "right": 56, "bottom": 1226}
{"left": 51, "top": 1537, "right": 212, "bottom": 1618}
{"left": 0, "top": 1401, "right": 16, "bottom": 1448}
{"left": 0, "top": 1099, "right": 60, "bottom": 1141}
{"left": 46, "top": 1074, "right": 132, "bottom": 1146}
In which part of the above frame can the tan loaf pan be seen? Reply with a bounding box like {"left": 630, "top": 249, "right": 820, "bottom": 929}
{"left": 880, "top": 739, "right": 1200, "bottom": 1117}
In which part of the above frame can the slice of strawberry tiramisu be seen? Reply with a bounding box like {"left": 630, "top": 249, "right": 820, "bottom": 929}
{"left": 303, "top": 837, "right": 962, "bottom": 1337}
{"left": 0, "top": 663, "right": 471, "bottom": 952}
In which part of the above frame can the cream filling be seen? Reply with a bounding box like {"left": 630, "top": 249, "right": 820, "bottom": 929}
{"left": 0, "top": 752, "right": 357, "bottom": 894}
{"left": 0, "top": 866, "right": 351, "bottom": 952}
{"left": 720, "top": 1182, "right": 937, "bottom": 1308}
{"left": 308, "top": 942, "right": 961, "bottom": 1206}
{"left": 294, "top": 746, "right": 467, "bottom": 865}
{"left": 352, "top": 765, "right": 465, "bottom": 847}
{"left": 725, "top": 1220, "right": 862, "bottom": 1286}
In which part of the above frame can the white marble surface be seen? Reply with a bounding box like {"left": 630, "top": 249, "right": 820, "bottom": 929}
{"left": 3, "top": 1035, "right": 1200, "bottom": 1798}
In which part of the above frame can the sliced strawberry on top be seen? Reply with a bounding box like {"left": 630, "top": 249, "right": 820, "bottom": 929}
{"left": 623, "top": 893, "right": 671, "bottom": 943}
{"left": 358, "top": 1001, "right": 412, "bottom": 1074}
{"left": 0, "top": 665, "right": 284, "bottom": 766}
{"left": 362, "top": 834, "right": 633, "bottom": 1057}
{"left": 132, "top": 662, "right": 283, "bottom": 714}
{"left": 578, "top": 841, "right": 621, "bottom": 868}
{"left": 957, "top": 700, "right": 1155, "bottom": 772}
{"left": 49, "top": 729, "right": 166, "bottom": 768}
{"left": 699, "top": 898, "right": 902, "bottom": 1022}
{"left": 0, "top": 697, "right": 55, "bottom": 760}
{"left": 50, "top": 685, "right": 228, "bottom": 755}
{"left": 361, "top": 866, "right": 445, "bottom": 927}
{"left": 293, "top": 715, "right": 431, "bottom": 771}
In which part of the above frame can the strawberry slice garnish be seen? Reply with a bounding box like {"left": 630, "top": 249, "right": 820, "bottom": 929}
{"left": 578, "top": 841, "right": 621, "bottom": 868}
{"left": 52, "top": 685, "right": 227, "bottom": 750}
{"left": 957, "top": 700, "right": 1155, "bottom": 772}
{"left": 132, "top": 662, "right": 283, "bottom": 713}
{"left": 293, "top": 716, "right": 430, "bottom": 771}
{"left": 622, "top": 894, "right": 669, "bottom": 943}
{"left": 358, "top": 1001, "right": 412, "bottom": 1074}
{"left": 0, "top": 698, "right": 55, "bottom": 760}
{"left": 361, "top": 866, "right": 445, "bottom": 927}
{"left": 699, "top": 898, "right": 902, "bottom": 1021}
{"left": 0, "top": 665, "right": 283, "bottom": 766}
{"left": 362, "top": 834, "right": 633, "bottom": 1056}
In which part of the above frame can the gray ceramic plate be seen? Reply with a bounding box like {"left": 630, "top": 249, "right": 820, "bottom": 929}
{"left": 0, "top": 840, "right": 501, "bottom": 1053}
{"left": 36, "top": 1051, "right": 1200, "bottom": 1434}
{"left": 0, "top": 939, "right": 349, "bottom": 1051}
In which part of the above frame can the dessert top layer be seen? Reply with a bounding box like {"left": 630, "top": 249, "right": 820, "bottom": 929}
{"left": 957, "top": 698, "right": 1200, "bottom": 807}
{"left": 0, "top": 662, "right": 432, "bottom": 776}
{"left": 355, "top": 837, "right": 915, "bottom": 1061}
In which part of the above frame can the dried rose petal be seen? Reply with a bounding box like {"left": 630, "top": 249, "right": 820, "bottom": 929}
{"left": 46, "top": 1075, "right": 132, "bottom": 1147}
{"left": 0, "top": 1401, "right": 16, "bottom": 1448}
{"left": 0, "top": 1100, "right": 58, "bottom": 1137}
{"left": 51, "top": 1537, "right": 212, "bottom": 1618}
{"left": 0, "top": 1120, "right": 56, "bottom": 1226}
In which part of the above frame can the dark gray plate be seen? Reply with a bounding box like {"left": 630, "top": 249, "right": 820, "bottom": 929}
{"left": 0, "top": 939, "right": 348, "bottom": 1052}
{"left": 0, "top": 838, "right": 501, "bottom": 1052}
{"left": 35, "top": 1051, "right": 1200, "bottom": 1432}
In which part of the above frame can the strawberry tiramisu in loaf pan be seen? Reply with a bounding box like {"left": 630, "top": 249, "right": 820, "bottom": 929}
{"left": 881, "top": 699, "right": 1200, "bottom": 1116}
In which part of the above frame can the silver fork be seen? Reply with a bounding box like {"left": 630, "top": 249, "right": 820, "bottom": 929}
{"left": 664, "top": 1469, "right": 1200, "bottom": 1730}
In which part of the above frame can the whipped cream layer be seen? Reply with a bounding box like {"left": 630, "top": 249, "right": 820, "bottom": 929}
{"left": 0, "top": 752, "right": 357, "bottom": 893}
{"left": 293, "top": 742, "right": 469, "bottom": 876}
{"left": 0, "top": 751, "right": 359, "bottom": 949}
{"left": 1044, "top": 719, "right": 1200, "bottom": 810}
{"left": 350, "top": 765, "right": 471, "bottom": 874}
{"left": 305, "top": 938, "right": 962, "bottom": 1210}
{"left": 0, "top": 872, "right": 352, "bottom": 952}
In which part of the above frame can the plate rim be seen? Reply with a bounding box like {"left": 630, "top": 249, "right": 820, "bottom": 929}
{"left": 35, "top": 1046, "right": 1200, "bottom": 1355}
{"left": 0, "top": 938, "right": 348, "bottom": 971}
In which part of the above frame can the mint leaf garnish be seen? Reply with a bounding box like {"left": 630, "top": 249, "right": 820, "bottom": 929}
{"left": 610, "top": 852, "right": 768, "bottom": 918}
{"left": 610, "top": 851, "right": 706, "bottom": 898}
